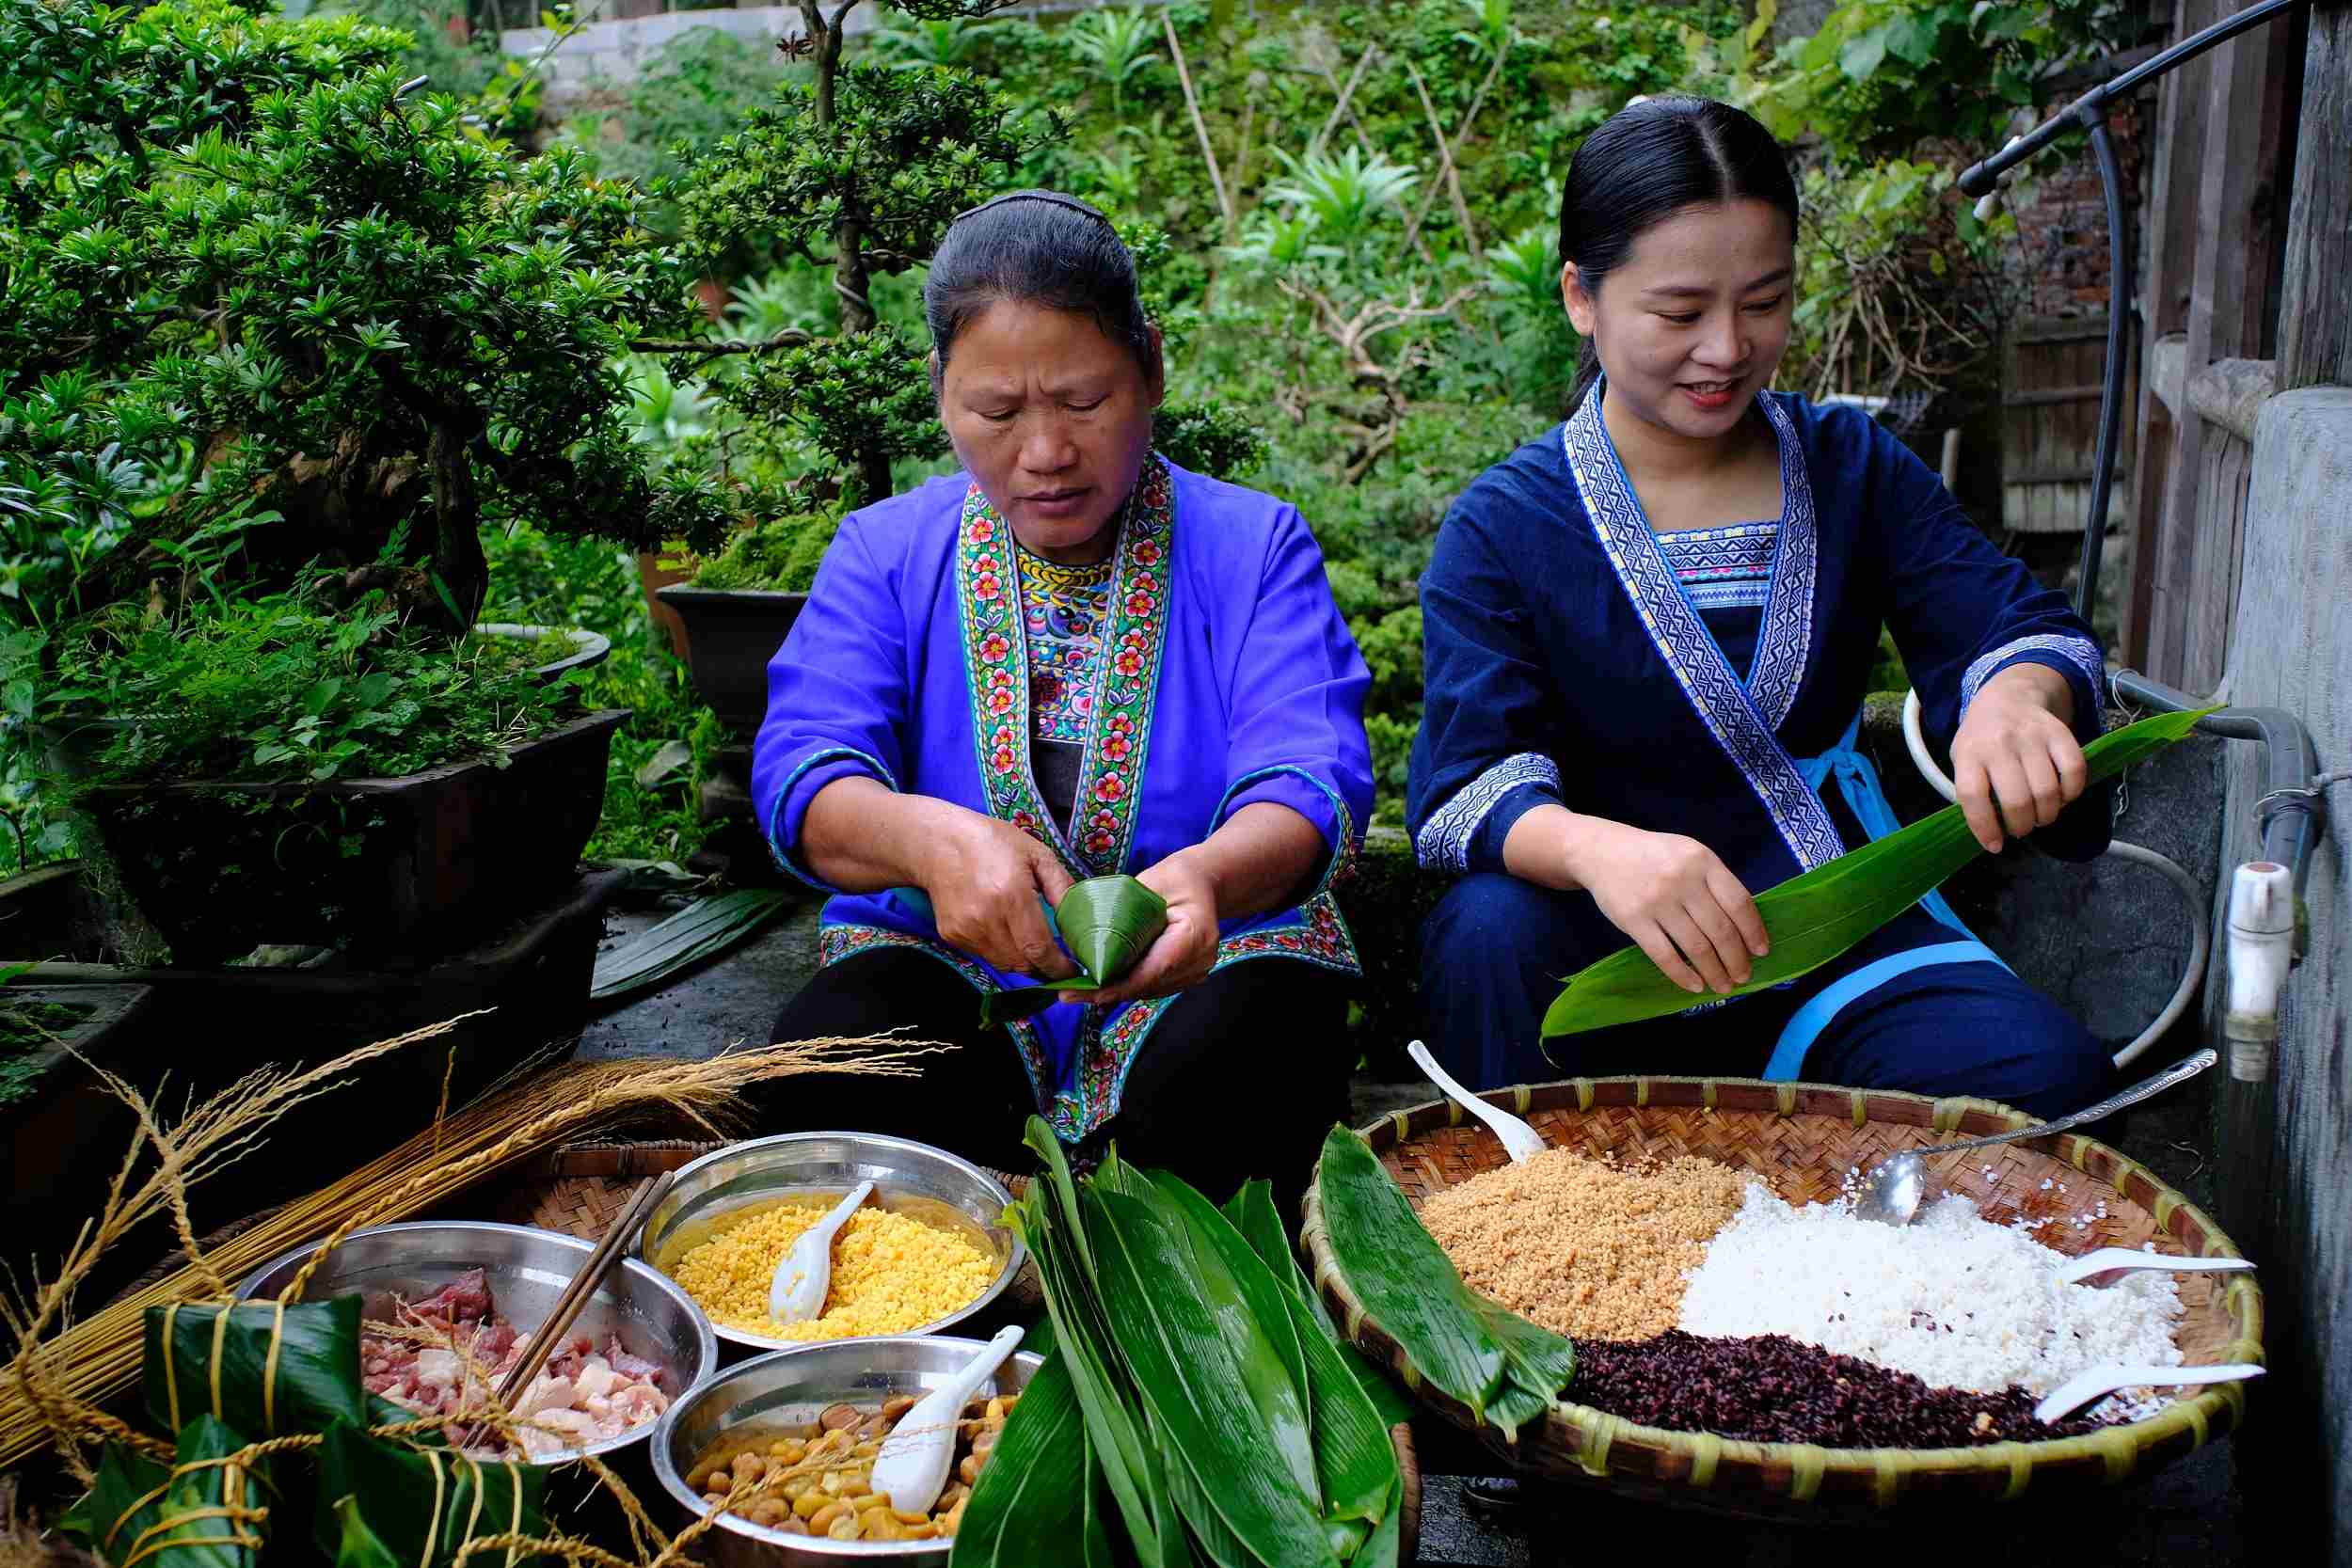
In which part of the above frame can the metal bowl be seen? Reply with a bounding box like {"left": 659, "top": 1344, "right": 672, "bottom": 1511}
{"left": 640, "top": 1132, "right": 1023, "bottom": 1354}
{"left": 650, "top": 1334, "right": 1044, "bottom": 1565}
{"left": 237, "top": 1220, "right": 718, "bottom": 1465}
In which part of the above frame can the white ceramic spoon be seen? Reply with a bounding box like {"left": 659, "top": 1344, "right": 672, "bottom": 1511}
{"left": 2033, "top": 1362, "right": 2263, "bottom": 1424}
{"left": 767, "top": 1180, "right": 874, "bottom": 1326}
{"left": 1406, "top": 1040, "right": 1547, "bottom": 1164}
{"left": 870, "top": 1324, "right": 1026, "bottom": 1515}
{"left": 2058, "top": 1248, "right": 2258, "bottom": 1290}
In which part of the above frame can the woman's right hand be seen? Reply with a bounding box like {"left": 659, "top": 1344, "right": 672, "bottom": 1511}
{"left": 917, "top": 809, "right": 1080, "bottom": 981}
{"left": 1563, "top": 817, "right": 1770, "bottom": 995}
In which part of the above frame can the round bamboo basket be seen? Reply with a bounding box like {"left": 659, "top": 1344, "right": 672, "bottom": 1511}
{"left": 1300, "top": 1075, "right": 2264, "bottom": 1520}
{"left": 471, "top": 1140, "right": 1423, "bottom": 1557}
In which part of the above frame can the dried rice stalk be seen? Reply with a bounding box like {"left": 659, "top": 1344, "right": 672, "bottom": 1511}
{"left": 0, "top": 1023, "right": 935, "bottom": 1472}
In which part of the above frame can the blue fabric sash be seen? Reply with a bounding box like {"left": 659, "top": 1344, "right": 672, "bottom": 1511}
{"left": 1764, "top": 710, "right": 2009, "bottom": 1081}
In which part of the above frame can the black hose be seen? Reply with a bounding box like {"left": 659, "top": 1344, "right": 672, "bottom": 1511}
{"left": 2076, "top": 118, "right": 2130, "bottom": 625}
{"left": 1957, "top": 0, "right": 2307, "bottom": 197}
{"left": 2111, "top": 670, "right": 2324, "bottom": 894}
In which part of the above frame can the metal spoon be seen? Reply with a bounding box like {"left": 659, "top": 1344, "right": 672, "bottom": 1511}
{"left": 768, "top": 1180, "right": 874, "bottom": 1326}
{"left": 870, "top": 1324, "right": 1025, "bottom": 1515}
{"left": 1406, "top": 1039, "right": 1547, "bottom": 1164}
{"left": 2032, "top": 1361, "right": 2263, "bottom": 1424}
{"left": 1851, "top": 1048, "right": 2217, "bottom": 1227}
{"left": 2058, "top": 1247, "right": 2257, "bottom": 1289}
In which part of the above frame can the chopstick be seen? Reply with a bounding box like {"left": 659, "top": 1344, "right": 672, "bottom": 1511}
{"left": 453, "top": 1169, "right": 675, "bottom": 1453}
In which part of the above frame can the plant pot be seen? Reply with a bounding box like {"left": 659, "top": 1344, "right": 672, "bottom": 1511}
{"left": 637, "top": 550, "right": 695, "bottom": 660}
{"left": 477, "top": 622, "right": 613, "bottom": 682}
{"left": 651, "top": 585, "right": 808, "bottom": 736}
{"left": 75, "top": 709, "right": 630, "bottom": 965}
{"left": 0, "top": 863, "right": 628, "bottom": 1307}
{"left": 0, "top": 977, "right": 149, "bottom": 1115}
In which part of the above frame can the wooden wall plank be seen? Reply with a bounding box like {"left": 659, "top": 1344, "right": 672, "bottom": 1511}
{"left": 2279, "top": 0, "right": 2352, "bottom": 388}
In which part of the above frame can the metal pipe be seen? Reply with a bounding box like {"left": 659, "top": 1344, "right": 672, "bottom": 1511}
{"left": 2111, "top": 669, "right": 2324, "bottom": 896}
{"left": 1957, "top": 0, "right": 2307, "bottom": 197}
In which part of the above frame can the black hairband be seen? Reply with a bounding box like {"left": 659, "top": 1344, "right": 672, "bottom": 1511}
{"left": 949, "top": 191, "right": 1114, "bottom": 229}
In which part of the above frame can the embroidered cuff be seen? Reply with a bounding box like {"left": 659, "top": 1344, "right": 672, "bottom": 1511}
{"left": 1414, "top": 752, "right": 1562, "bottom": 874}
{"left": 1216, "top": 766, "right": 1359, "bottom": 902}
{"left": 1961, "top": 634, "right": 2107, "bottom": 735}
{"left": 1465, "top": 780, "right": 1565, "bottom": 874}
{"left": 766, "top": 746, "right": 900, "bottom": 893}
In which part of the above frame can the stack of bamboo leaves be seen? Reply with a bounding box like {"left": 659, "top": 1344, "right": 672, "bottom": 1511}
{"left": 950, "top": 1120, "right": 1415, "bottom": 1568}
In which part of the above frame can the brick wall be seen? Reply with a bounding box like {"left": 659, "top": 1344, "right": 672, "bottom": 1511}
{"left": 1999, "top": 94, "right": 2151, "bottom": 322}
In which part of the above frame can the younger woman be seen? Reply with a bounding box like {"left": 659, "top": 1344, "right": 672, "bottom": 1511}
{"left": 1408, "top": 97, "right": 2113, "bottom": 1116}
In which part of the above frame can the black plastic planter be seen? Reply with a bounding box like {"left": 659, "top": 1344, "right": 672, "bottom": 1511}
{"left": 651, "top": 586, "right": 806, "bottom": 735}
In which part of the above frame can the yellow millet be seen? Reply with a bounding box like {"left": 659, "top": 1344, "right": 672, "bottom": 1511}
{"left": 671, "top": 1201, "right": 998, "bottom": 1340}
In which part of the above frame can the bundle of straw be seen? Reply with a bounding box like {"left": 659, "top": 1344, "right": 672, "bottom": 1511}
{"left": 0, "top": 1021, "right": 931, "bottom": 1472}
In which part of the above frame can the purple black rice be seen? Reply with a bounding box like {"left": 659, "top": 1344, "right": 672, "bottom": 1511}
{"left": 1567, "top": 1331, "right": 2110, "bottom": 1447}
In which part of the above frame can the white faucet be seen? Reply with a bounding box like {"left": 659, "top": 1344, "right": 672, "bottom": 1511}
{"left": 2223, "top": 861, "right": 2296, "bottom": 1082}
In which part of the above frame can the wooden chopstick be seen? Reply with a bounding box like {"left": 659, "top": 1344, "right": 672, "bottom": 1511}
{"left": 453, "top": 1169, "right": 675, "bottom": 1452}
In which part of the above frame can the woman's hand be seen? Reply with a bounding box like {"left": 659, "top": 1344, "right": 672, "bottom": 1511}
{"left": 1083, "top": 849, "right": 1221, "bottom": 1007}
{"left": 917, "top": 809, "right": 1079, "bottom": 981}
{"left": 1948, "top": 663, "right": 2087, "bottom": 854}
{"left": 1564, "top": 816, "right": 1770, "bottom": 995}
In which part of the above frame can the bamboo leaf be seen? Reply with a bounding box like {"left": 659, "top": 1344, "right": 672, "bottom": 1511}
{"left": 589, "top": 889, "right": 790, "bottom": 1004}
{"left": 1012, "top": 1122, "right": 1190, "bottom": 1568}
{"left": 327, "top": 1497, "right": 401, "bottom": 1568}
{"left": 144, "top": 1298, "right": 366, "bottom": 1440}
{"left": 1056, "top": 875, "right": 1169, "bottom": 985}
{"left": 1085, "top": 1186, "right": 1342, "bottom": 1568}
{"left": 1225, "top": 1180, "right": 1414, "bottom": 1426}
{"left": 948, "top": 1342, "right": 1117, "bottom": 1568}
{"left": 1315, "top": 1128, "right": 1505, "bottom": 1416}
{"left": 60, "top": 1417, "right": 263, "bottom": 1568}
{"left": 310, "top": 1421, "right": 545, "bottom": 1568}
{"left": 1142, "top": 1169, "right": 1318, "bottom": 1508}
{"left": 1543, "top": 706, "right": 2212, "bottom": 1039}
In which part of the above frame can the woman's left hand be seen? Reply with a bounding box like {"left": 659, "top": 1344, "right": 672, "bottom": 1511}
{"left": 1077, "top": 850, "right": 1222, "bottom": 1007}
{"left": 1948, "top": 663, "right": 2089, "bottom": 853}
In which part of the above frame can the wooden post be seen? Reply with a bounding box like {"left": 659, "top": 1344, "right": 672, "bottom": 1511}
{"left": 2278, "top": 0, "right": 2352, "bottom": 389}
{"left": 2124, "top": 0, "right": 2219, "bottom": 675}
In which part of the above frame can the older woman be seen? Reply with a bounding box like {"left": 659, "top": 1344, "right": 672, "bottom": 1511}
{"left": 753, "top": 191, "right": 1373, "bottom": 1198}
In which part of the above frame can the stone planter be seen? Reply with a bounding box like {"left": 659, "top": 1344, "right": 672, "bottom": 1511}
{"left": 651, "top": 585, "right": 807, "bottom": 736}
{"left": 75, "top": 709, "right": 630, "bottom": 965}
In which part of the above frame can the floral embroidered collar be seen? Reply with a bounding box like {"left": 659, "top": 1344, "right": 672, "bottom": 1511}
{"left": 954, "top": 455, "right": 1175, "bottom": 879}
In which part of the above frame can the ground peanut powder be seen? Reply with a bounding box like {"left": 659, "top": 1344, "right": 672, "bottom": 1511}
{"left": 1419, "top": 1147, "right": 1745, "bottom": 1341}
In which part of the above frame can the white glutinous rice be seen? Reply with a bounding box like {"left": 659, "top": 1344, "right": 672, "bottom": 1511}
{"left": 1677, "top": 1184, "right": 2185, "bottom": 1398}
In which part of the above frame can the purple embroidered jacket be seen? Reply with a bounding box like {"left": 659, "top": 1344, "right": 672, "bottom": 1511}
{"left": 752, "top": 455, "right": 1374, "bottom": 1142}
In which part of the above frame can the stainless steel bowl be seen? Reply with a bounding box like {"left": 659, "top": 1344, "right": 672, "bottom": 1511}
{"left": 640, "top": 1132, "right": 1023, "bottom": 1354}
{"left": 237, "top": 1220, "right": 718, "bottom": 1464}
{"left": 650, "top": 1334, "right": 1044, "bottom": 1565}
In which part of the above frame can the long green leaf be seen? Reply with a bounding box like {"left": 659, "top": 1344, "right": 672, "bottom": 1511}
{"left": 1085, "top": 1186, "right": 1342, "bottom": 1568}
{"left": 1228, "top": 1180, "right": 1414, "bottom": 1428}
{"left": 948, "top": 1345, "right": 1117, "bottom": 1568}
{"left": 1014, "top": 1124, "right": 1190, "bottom": 1568}
{"left": 588, "top": 889, "right": 790, "bottom": 1004}
{"left": 310, "top": 1420, "right": 545, "bottom": 1568}
{"left": 1277, "top": 1280, "right": 1401, "bottom": 1528}
{"left": 144, "top": 1297, "right": 366, "bottom": 1440}
{"left": 1315, "top": 1128, "right": 1504, "bottom": 1422}
{"left": 60, "top": 1417, "right": 262, "bottom": 1568}
{"left": 1143, "top": 1169, "right": 1318, "bottom": 1508}
{"left": 1544, "top": 705, "right": 2212, "bottom": 1038}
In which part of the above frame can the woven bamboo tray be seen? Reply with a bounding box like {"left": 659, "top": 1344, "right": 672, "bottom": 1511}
{"left": 1301, "top": 1075, "right": 2264, "bottom": 1520}
{"left": 459, "top": 1140, "right": 1423, "bottom": 1557}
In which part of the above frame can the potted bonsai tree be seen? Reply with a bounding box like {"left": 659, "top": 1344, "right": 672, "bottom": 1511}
{"left": 650, "top": 0, "right": 1047, "bottom": 736}
{"left": 0, "top": 0, "right": 736, "bottom": 962}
